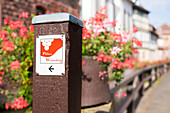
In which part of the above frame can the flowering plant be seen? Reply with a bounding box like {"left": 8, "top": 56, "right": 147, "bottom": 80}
{"left": 0, "top": 12, "right": 34, "bottom": 112}
{"left": 82, "top": 6, "right": 142, "bottom": 83}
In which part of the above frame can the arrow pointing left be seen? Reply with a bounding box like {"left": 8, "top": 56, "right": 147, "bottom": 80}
{"left": 49, "top": 65, "right": 54, "bottom": 72}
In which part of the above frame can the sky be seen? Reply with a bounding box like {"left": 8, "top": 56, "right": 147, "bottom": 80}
{"left": 140, "top": 0, "right": 170, "bottom": 28}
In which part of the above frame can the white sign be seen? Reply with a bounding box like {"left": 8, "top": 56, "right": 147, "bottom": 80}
{"left": 36, "top": 35, "right": 65, "bottom": 75}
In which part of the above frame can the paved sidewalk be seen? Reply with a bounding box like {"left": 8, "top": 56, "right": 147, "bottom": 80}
{"left": 81, "top": 103, "right": 111, "bottom": 113}
{"left": 136, "top": 71, "right": 170, "bottom": 113}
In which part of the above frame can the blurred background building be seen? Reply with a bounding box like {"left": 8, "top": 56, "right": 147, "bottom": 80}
{"left": 0, "top": 0, "right": 79, "bottom": 28}
{"left": 149, "top": 24, "right": 159, "bottom": 62}
{"left": 157, "top": 24, "right": 170, "bottom": 60}
{"left": 132, "top": 2, "right": 150, "bottom": 62}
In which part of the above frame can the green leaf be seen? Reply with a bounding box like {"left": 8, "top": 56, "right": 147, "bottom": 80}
{"left": 31, "top": 14, "right": 35, "bottom": 18}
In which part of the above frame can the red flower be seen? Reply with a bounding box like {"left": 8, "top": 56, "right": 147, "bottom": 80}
{"left": 110, "top": 58, "right": 118, "bottom": 69}
{"left": 82, "top": 26, "right": 91, "bottom": 39}
{"left": 8, "top": 20, "right": 24, "bottom": 30}
{"left": 132, "top": 37, "right": 142, "bottom": 47}
{"left": 19, "top": 27, "right": 28, "bottom": 37}
{"left": 10, "top": 60, "right": 21, "bottom": 70}
{"left": 99, "top": 71, "right": 104, "bottom": 77}
{"left": 11, "top": 32, "right": 18, "bottom": 39}
{"left": 136, "top": 40, "right": 142, "bottom": 47}
{"left": 99, "top": 5, "right": 107, "bottom": 12}
{"left": 109, "top": 32, "right": 121, "bottom": 40}
{"left": 30, "top": 25, "right": 34, "bottom": 32}
{"left": 97, "top": 52, "right": 111, "bottom": 63}
{"left": 4, "top": 17, "right": 11, "bottom": 25}
{"left": 132, "top": 48, "right": 138, "bottom": 54}
{"left": 0, "top": 30, "right": 8, "bottom": 39}
{"left": 6, "top": 97, "right": 28, "bottom": 110}
{"left": 12, "top": 97, "right": 28, "bottom": 110}
{"left": 0, "top": 76, "right": 2, "bottom": 85}
{"left": 123, "top": 57, "right": 134, "bottom": 69}
{"left": 115, "top": 94, "right": 120, "bottom": 99}
{"left": 133, "top": 26, "right": 138, "bottom": 33}
{"left": 112, "top": 20, "right": 117, "bottom": 27}
{"left": 117, "top": 61, "right": 123, "bottom": 69}
{"left": 82, "top": 61, "right": 85, "bottom": 67}
{"left": 19, "top": 12, "right": 29, "bottom": 19}
{"left": 107, "top": 81, "right": 110, "bottom": 85}
{"left": 0, "top": 71, "right": 4, "bottom": 75}
{"left": 122, "top": 93, "right": 127, "bottom": 97}
{"left": 97, "top": 57, "right": 103, "bottom": 62}
{"left": 2, "top": 39, "right": 15, "bottom": 52}
{"left": 97, "top": 52, "right": 104, "bottom": 62}
{"left": 5, "top": 102, "right": 11, "bottom": 110}
{"left": 103, "top": 55, "right": 110, "bottom": 63}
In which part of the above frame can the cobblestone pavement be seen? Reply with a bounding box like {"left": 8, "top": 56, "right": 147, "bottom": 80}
{"left": 136, "top": 71, "right": 170, "bottom": 113}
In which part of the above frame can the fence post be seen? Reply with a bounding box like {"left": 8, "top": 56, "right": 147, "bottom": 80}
{"left": 127, "top": 100, "right": 135, "bottom": 113}
{"left": 149, "top": 70, "right": 153, "bottom": 87}
{"left": 155, "top": 67, "right": 159, "bottom": 80}
{"left": 139, "top": 73, "right": 144, "bottom": 96}
{"left": 32, "top": 13, "right": 83, "bottom": 113}
{"left": 164, "top": 64, "right": 167, "bottom": 73}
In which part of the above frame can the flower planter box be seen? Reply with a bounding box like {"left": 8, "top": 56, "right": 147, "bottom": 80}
{"left": 81, "top": 56, "right": 110, "bottom": 107}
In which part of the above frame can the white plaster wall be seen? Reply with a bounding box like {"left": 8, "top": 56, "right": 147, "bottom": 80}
{"left": 81, "top": 0, "right": 96, "bottom": 20}
{"left": 80, "top": 0, "right": 133, "bottom": 32}
{"left": 106, "top": 0, "right": 114, "bottom": 21}
{"left": 114, "top": 0, "right": 133, "bottom": 32}
{"left": 138, "top": 48, "right": 152, "bottom": 62}
{"left": 132, "top": 4, "right": 153, "bottom": 62}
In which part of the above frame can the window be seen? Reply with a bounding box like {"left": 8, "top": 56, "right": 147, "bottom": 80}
{"left": 138, "top": 11, "right": 143, "bottom": 17}
{"left": 128, "top": 13, "right": 130, "bottom": 31}
{"left": 164, "top": 29, "right": 168, "bottom": 34}
{"left": 123, "top": 10, "right": 126, "bottom": 29}
{"left": 158, "top": 28, "right": 162, "bottom": 35}
{"left": 79, "top": 0, "right": 82, "bottom": 18}
{"left": 36, "top": 6, "right": 46, "bottom": 15}
{"left": 143, "top": 52, "right": 145, "bottom": 59}
{"left": 113, "top": 2, "right": 116, "bottom": 20}
{"left": 96, "top": 0, "right": 99, "bottom": 11}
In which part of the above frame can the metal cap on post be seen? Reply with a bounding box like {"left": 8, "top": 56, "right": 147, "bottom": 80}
{"left": 32, "top": 13, "right": 83, "bottom": 113}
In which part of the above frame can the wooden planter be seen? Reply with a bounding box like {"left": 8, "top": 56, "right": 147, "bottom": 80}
{"left": 81, "top": 56, "right": 110, "bottom": 107}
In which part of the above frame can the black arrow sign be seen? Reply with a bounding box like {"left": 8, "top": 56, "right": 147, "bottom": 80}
{"left": 49, "top": 65, "right": 54, "bottom": 72}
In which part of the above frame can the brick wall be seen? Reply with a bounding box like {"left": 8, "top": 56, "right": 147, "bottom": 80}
{"left": 0, "top": 0, "right": 80, "bottom": 27}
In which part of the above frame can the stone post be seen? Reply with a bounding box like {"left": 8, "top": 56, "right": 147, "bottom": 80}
{"left": 32, "top": 13, "right": 83, "bottom": 113}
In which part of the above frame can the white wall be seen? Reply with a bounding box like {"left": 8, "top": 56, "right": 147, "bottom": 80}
{"left": 132, "top": 5, "right": 153, "bottom": 62}
{"left": 114, "top": 0, "right": 133, "bottom": 32}
{"left": 80, "top": 0, "right": 133, "bottom": 32}
{"left": 106, "top": 0, "right": 114, "bottom": 21}
{"left": 80, "top": 0, "right": 96, "bottom": 20}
